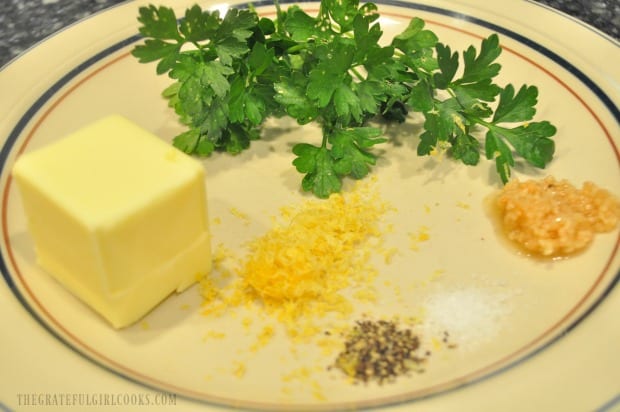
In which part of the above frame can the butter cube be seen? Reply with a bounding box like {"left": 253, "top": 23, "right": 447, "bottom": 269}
{"left": 12, "top": 115, "right": 211, "bottom": 328}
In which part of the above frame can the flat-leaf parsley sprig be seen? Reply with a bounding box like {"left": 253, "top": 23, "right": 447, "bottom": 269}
{"left": 132, "top": 0, "right": 556, "bottom": 198}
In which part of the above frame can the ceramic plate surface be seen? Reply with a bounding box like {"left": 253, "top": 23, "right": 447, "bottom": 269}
{"left": 0, "top": 0, "right": 619, "bottom": 411}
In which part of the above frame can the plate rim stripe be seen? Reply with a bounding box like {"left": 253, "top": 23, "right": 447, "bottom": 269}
{"left": 0, "top": 1, "right": 618, "bottom": 410}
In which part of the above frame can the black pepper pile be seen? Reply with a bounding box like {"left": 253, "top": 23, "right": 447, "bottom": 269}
{"left": 332, "top": 319, "right": 424, "bottom": 384}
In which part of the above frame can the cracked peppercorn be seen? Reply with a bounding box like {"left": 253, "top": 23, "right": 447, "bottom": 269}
{"left": 331, "top": 319, "right": 424, "bottom": 384}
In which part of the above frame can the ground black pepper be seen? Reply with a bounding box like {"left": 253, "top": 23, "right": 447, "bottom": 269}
{"left": 442, "top": 330, "right": 458, "bottom": 349}
{"left": 331, "top": 319, "right": 424, "bottom": 384}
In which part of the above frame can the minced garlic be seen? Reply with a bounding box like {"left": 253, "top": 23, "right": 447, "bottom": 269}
{"left": 495, "top": 176, "right": 620, "bottom": 257}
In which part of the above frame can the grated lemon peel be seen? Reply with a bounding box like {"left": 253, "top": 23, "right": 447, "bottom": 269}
{"left": 200, "top": 179, "right": 392, "bottom": 339}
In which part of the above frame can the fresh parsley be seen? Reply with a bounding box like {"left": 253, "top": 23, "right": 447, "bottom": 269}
{"left": 132, "top": 0, "right": 556, "bottom": 198}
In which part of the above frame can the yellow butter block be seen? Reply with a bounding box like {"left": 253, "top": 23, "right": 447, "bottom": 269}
{"left": 12, "top": 115, "right": 212, "bottom": 328}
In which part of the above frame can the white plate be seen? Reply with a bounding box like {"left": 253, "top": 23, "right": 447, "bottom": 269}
{"left": 1, "top": 0, "right": 619, "bottom": 411}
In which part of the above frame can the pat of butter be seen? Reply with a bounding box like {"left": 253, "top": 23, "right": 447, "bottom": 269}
{"left": 12, "top": 115, "right": 212, "bottom": 328}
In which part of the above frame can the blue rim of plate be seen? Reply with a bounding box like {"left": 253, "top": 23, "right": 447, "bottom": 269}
{"left": 0, "top": 1, "right": 619, "bottom": 410}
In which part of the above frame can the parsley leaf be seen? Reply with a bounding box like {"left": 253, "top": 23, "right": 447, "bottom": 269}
{"left": 132, "top": 4, "right": 280, "bottom": 156}
{"left": 133, "top": 0, "right": 557, "bottom": 197}
{"left": 292, "top": 143, "right": 342, "bottom": 198}
{"left": 397, "top": 28, "right": 555, "bottom": 183}
{"left": 331, "top": 127, "right": 386, "bottom": 178}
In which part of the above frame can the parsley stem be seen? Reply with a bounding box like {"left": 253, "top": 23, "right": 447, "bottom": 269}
{"left": 464, "top": 114, "right": 492, "bottom": 129}
{"left": 274, "top": 0, "right": 285, "bottom": 32}
{"left": 320, "top": 129, "right": 329, "bottom": 149}
{"left": 350, "top": 67, "right": 365, "bottom": 82}
{"left": 286, "top": 44, "right": 306, "bottom": 53}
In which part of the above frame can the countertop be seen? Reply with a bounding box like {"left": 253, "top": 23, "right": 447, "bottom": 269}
{"left": 0, "top": 0, "right": 619, "bottom": 69}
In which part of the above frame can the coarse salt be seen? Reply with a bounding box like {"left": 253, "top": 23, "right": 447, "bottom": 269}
{"left": 421, "top": 279, "right": 515, "bottom": 350}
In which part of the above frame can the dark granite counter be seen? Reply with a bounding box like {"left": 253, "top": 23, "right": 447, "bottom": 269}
{"left": 0, "top": 0, "right": 618, "bottom": 69}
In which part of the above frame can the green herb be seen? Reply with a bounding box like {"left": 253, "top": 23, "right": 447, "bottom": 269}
{"left": 132, "top": 0, "right": 556, "bottom": 198}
